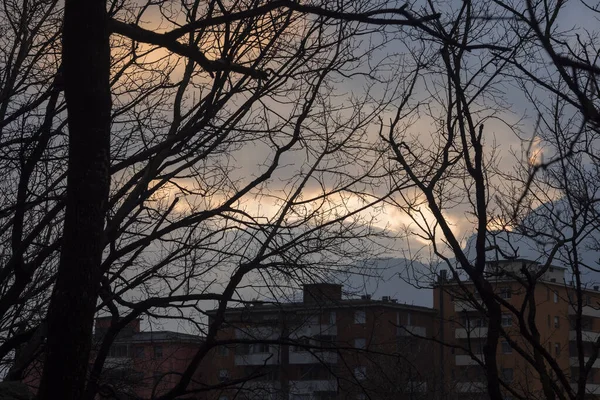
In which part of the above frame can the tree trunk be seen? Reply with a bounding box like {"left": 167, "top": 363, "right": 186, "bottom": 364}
{"left": 37, "top": 0, "right": 111, "bottom": 398}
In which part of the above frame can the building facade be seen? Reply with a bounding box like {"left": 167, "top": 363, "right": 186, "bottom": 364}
{"left": 205, "top": 283, "right": 437, "bottom": 400}
{"left": 434, "top": 259, "right": 600, "bottom": 399}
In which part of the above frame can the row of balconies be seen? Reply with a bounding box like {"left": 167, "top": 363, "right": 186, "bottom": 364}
{"left": 455, "top": 301, "right": 600, "bottom": 318}
{"left": 242, "top": 380, "right": 337, "bottom": 400}
{"left": 243, "top": 380, "right": 428, "bottom": 396}
{"left": 455, "top": 354, "right": 600, "bottom": 368}
{"left": 235, "top": 350, "right": 338, "bottom": 366}
{"left": 455, "top": 327, "right": 600, "bottom": 342}
{"left": 454, "top": 381, "right": 600, "bottom": 394}
{"left": 236, "top": 324, "right": 427, "bottom": 339}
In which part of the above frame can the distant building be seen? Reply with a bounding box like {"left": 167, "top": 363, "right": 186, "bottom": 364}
{"left": 23, "top": 317, "right": 206, "bottom": 400}
{"left": 205, "top": 283, "right": 438, "bottom": 400}
{"left": 435, "top": 259, "right": 600, "bottom": 399}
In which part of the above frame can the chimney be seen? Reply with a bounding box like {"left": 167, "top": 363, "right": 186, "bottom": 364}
{"left": 382, "top": 296, "right": 390, "bottom": 302}
{"left": 303, "top": 283, "right": 342, "bottom": 304}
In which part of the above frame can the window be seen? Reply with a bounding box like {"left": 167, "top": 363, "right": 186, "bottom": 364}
{"left": 354, "top": 310, "right": 366, "bottom": 324}
{"left": 555, "top": 342, "right": 561, "bottom": 356}
{"left": 219, "top": 397, "right": 229, "bottom": 400}
{"left": 307, "top": 315, "right": 319, "bottom": 325}
{"left": 354, "top": 366, "right": 367, "bottom": 381}
{"left": 292, "top": 337, "right": 311, "bottom": 352}
{"left": 109, "top": 344, "right": 128, "bottom": 358}
{"left": 554, "top": 291, "right": 559, "bottom": 303}
{"left": 356, "top": 395, "right": 366, "bottom": 400}
{"left": 218, "top": 346, "right": 229, "bottom": 356}
{"left": 501, "top": 341, "right": 512, "bottom": 354}
{"left": 252, "top": 343, "right": 269, "bottom": 353}
{"left": 547, "top": 315, "right": 551, "bottom": 328}
{"left": 218, "top": 369, "right": 229, "bottom": 382}
{"left": 554, "top": 316, "right": 560, "bottom": 328}
{"left": 314, "top": 335, "right": 335, "bottom": 349}
{"left": 407, "top": 312, "right": 412, "bottom": 326}
{"left": 154, "top": 345, "right": 163, "bottom": 358}
{"left": 329, "top": 311, "right": 336, "bottom": 325}
{"left": 354, "top": 338, "right": 366, "bottom": 349}
{"left": 501, "top": 314, "right": 513, "bottom": 327}
{"left": 134, "top": 346, "right": 144, "bottom": 358}
{"left": 500, "top": 288, "right": 512, "bottom": 299}
{"left": 501, "top": 368, "right": 514, "bottom": 383}
{"left": 236, "top": 343, "right": 250, "bottom": 355}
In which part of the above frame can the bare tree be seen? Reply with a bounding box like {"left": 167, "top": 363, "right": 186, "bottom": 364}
{"left": 0, "top": 0, "right": 451, "bottom": 399}
{"left": 379, "top": 0, "right": 600, "bottom": 399}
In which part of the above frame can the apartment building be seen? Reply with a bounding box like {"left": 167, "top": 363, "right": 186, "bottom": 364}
{"left": 23, "top": 317, "right": 207, "bottom": 399}
{"left": 93, "top": 317, "right": 206, "bottom": 399}
{"left": 434, "top": 259, "right": 600, "bottom": 399}
{"left": 205, "top": 283, "right": 437, "bottom": 400}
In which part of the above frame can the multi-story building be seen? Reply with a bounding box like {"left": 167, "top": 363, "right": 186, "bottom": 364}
{"left": 434, "top": 259, "right": 600, "bottom": 399}
{"left": 23, "top": 317, "right": 207, "bottom": 399}
{"left": 93, "top": 317, "right": 207, "bottom": 399}
{"left": 205, "top": 283, "right": 437, "bottom": 400}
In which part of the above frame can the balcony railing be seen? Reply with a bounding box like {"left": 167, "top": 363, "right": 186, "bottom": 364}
{"left": 454, "top": 301, "right": 482, "bottom": 313}
{"left": 569, "top": 330, "right": 600, "bottom": 342}
{"left": 455, "top": 354, "right": 483, "bottom": 366}
{"left": 234, "top": 352, "right": 279, "bottom": 366}
{"left": 568, "top": 305, "right": 600, "bottom": 318}
{"left": 455, "top": 327, "right": 488, "bottom": 339}
{"left": 289, "top": 350, "right": 338, "bottom": 364}
{"left": 397, "top": 325, "right": 427, "bottom": 337}
{"left": 455, "top": 382, "right": 486, "bottom": 393}
{"left": 570, "top": 357, "right": 600, "bottom": 368}
{"left": 570, "top": 383, "right": 600, "bottom": 394}
{"left": 288, "top": 380, "right": 337, "bottom": 394}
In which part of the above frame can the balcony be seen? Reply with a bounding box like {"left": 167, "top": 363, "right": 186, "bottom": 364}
{"left": 569, "top": 330, "right": 600, "bottom": 342}
{"left": 568, "top": 306, "right": 600, "bottom": 318}
{"left": 288, "top": 380, "right": 337, "bottom": 394}
{"left": 397, "top": 325, "right": 427, "bottom": 337}
{"left": 241, "top": 381, "right": 281, "bottom": 400}
{"left": 234, "top": 352, "right": 279, "bottom": 366}
{"left": 570, "top": 357, "right": 600, "bottom": 368}
{"left": 454, "top": 301, "right": 482, "bottom": 313}
{"left": 571, "top": 383, "right": 600, "bottom": 394}
{"left": 455, "top": 327, "right": 488, "bottom": 339}
{"left": 292, "top": 324, "right": 337, "bottom": 338}
{"left": 406, "top": 381, "right": 427, "bottom": 392}
{"left": 455, "top": 382, "right": 486, "bottom": 393}
{"left": 289, "top": 351, "right": 338, "bottom": 364}
{"left": 104, "top": 357, "right": 133, "bottom": 368}
{"left": 455, "top": 354, "right": 483, "bottom": 366}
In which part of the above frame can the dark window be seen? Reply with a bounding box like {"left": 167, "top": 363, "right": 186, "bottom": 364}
{"left": 154, "top": 345, "right": 163, "bottom": 358}
{"left": 134, "top": 346, "right": 144, "bottom": 358}
{"left": 502, "top": 368, "right": 514, "bottom": 383}
{"left": 218, "top": 346, "right": 229, "bottom": 356}
{"left": 252, "top": 343, "right": 269, "bottom": 353}
{"left": 109, "top": 344, "right": 128, "bottom": 358}
{"left": 501, "top": 341, "right": 512, "bottom": 354}
{"left": 236, "top": 343, "right": 250, "bottom": 355}
{"left": 501, "top": 314, "right": 512, "bottom": 327}
{"left": 500, "top": 288, "right": 512, "bottom": 299}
